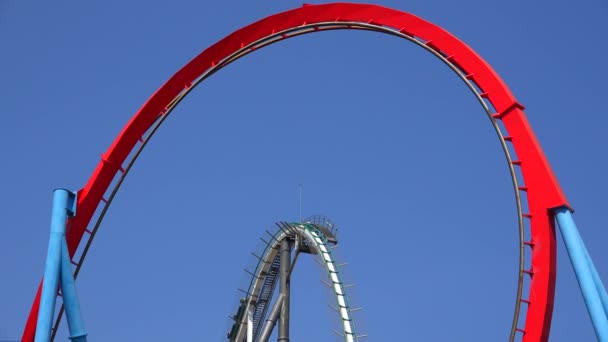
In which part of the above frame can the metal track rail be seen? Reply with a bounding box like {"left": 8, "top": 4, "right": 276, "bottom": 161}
{"left": 228, "top": 222, "right": 360, "bottom": 342}
{"left": 297, "top": 223, "right": 358, "bottom": 342}
{"left": 49, "top": 22, "right": 529, "bottom": 341}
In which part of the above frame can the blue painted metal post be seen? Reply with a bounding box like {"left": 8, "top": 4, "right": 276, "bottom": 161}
{"left": 554, "top": 207, "right": 608, "bottom": 341}
{"left": 36, "top": 189, "right": 74, "bottom": 342}
{"left": 562, "top": 209, "right": 608, "bottom": 317}
{"left": 581, "top": 226, "right": 608, "bottom": 317}
{"left": 35, "top": 189, "right": 86, "bottom": 342}
{"left": 61, "top": 239, "right": 87, "bottom": 341}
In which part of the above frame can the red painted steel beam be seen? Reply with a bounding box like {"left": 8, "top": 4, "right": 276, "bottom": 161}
{"left": 22, "top": 3, "right": 568, "bottom": 341}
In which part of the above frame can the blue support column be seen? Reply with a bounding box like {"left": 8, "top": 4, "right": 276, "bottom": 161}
{"left": 554, "top": 207, "right": 608, "bottom": 341}
{"left": 35, "top": 189, "right": 86, "bottom": 342}
{"left": 581, "top": 227, "right": 608, "bottom": 317}
{"left": 61, "top": 239, "right": 87, "bottom": 341}
{"left": 36, "top": 189, "right": 74, "bottom": 342}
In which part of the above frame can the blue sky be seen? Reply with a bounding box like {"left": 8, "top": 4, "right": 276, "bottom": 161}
{"left": 1, "top": 0, "right": 607, "bottom": 341}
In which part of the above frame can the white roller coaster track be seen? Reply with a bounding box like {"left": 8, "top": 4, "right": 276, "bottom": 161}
{"left": 229, "top": 222, "right": 359, "bottom": 342}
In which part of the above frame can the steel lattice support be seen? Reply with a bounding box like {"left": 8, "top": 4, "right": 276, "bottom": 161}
{"left": 278, "top": 239, "right": 291, "bottom": 342}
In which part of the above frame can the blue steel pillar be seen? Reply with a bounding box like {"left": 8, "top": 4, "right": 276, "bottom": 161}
{"left": 554, "top": 207, "right": 608, "bottom": 341}
{"left": 35, "top": 189, "right": 87, "bottom": 342}
{"left": 60, "top": 239, "right": 87, "bottom": 342}
{"left": 582, "top": 237, "right": 608, "bottom": 317}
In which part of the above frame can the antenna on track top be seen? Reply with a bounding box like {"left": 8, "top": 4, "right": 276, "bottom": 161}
{"left": 298, "top": 184, "right": 302, "bottom": 223}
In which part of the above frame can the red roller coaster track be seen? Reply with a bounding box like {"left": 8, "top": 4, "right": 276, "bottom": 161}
{"left": 22, "top": 3, "right": 569, "bottom": 341}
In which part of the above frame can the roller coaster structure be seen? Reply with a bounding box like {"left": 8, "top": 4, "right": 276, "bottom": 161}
{"left": 18, "top": 2, "right": 607, "bottom": 342}
{"left": 225, "top": 217, "right": 363, "bottom": 342}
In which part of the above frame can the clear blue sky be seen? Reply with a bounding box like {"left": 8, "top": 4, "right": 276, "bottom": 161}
{"left": 1, "top": 0, "right": 607, "bottom": 341}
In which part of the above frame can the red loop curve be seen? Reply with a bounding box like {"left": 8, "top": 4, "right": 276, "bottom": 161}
{"left": 22, "top": 3, "right": 568, "bottom": 341}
